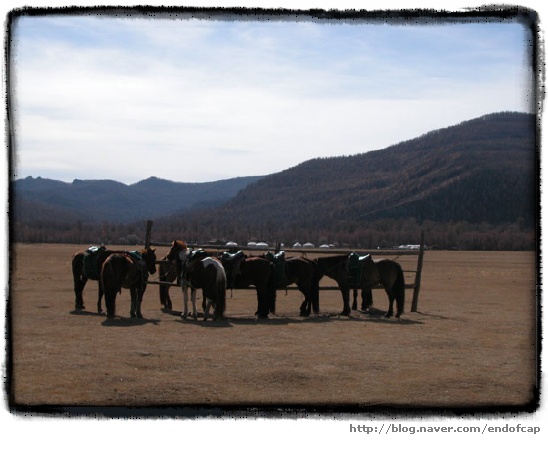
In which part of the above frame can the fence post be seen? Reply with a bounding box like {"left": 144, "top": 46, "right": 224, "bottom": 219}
{"left": 145, "top": 220, "right": 153, "bottom": 249}
{"left": 411, "top": 230, "right": 425, "bottom": 312}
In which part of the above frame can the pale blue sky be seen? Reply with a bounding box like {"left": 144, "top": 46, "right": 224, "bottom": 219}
{"left": 10, "top": 11, "right": 534, "bottom": 184}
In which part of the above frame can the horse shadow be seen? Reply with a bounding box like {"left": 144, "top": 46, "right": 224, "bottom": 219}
{"left": 101, "top": 316, "right": 161, "bottom": 327}
{"left": 347, "top": 308, "right": 423, "bottom": 325}
{"left": 70, "top": 309, "right": 104, "bottom": 317}
{"left": 176, "top": 318, "right": 234, "bottom": 328}
{"left": 227, "top": 315, "right": 333, "bottom": 326}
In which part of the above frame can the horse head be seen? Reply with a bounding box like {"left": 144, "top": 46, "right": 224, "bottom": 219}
{"left": 166, "top": 240, "right": 189, "bottom": 263}
{"left": 144, "top": 247, "right": 157, "bottom": 275}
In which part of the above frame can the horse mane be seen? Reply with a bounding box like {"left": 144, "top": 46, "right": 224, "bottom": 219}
{"left": 172, "top": 240, "right": 187, "bottom": 249}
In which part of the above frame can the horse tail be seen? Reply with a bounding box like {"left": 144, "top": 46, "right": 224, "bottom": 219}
{"left": 101, "top": 255, "right": 125, "bottom": 318}
{"left": 215, "top": 263, "right": 227, "bottom": 318}
{"left": 311, "top": 266, "right": 323, "bottom": 313}
{"left": 101, "top": 259, "right": 116, "bottom": 317}
{"left": 393, "top": 262, "right": 405, "bottom": 314}
{"left": 267, "top": 263, "right": 277, "bottom": 313}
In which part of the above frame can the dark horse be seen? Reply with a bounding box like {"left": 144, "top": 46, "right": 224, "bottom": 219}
{"left": 313, "top": 253, "right": 405, "bottom": 318}
{"left": 166, "top": 241, "right": 227, "bottom": 321}
{"left": 313, "top": 254, "right": 359, "bottom": 316}
{"left": 221, "top": 250, "right": 275, "bottom": 319}
{"left": 101, "top": 247, "right": 157, "bottom": 319}
{"left": 360, "top": 255, "right": 406, "bottom": 318}
{"left": 72, "top": 246, "right": 120, "bottom": 312}
{"left": 264, "top": 252, "right": 318, "bottom": 317}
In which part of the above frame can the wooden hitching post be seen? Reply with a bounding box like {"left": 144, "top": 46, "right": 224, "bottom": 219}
{"left": 411, "top": 230, "right": 425, "bottom": 312}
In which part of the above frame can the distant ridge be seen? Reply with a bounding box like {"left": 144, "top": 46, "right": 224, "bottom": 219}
{"left": 13, "top": 175, "right": 263, "bottom": 223}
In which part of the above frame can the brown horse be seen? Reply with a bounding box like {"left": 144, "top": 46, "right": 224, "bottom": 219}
{"left": 72, "top": 246, "right": 119, "bottom": 312}
{"left": 264, "top": 252, "right": 318, "bottom": 317}
{"left": 313, "top": 254, "right": 356, "bottom": 316}
{"left": 221, "top": 251, "right": 275, "bottom": 318}
{"left": 359, "top": 255, "right": 405, "bottom": 318}
{"left": 101, "top": 247, "right": 157, "bottom": 319}
{"left": 313, "top": 253, "right": 404, "bottom": 318}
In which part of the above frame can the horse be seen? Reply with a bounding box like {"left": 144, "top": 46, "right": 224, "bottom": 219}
{"left": 72, "top": 246, "right": 119, "bottom": 312}
{"left": 101, "top": 247, "right": 157, "bottom": 319}
{"left": 313, "top": 253, "right": 405, "bottom": 318}
{"left": 359, "top": 255, "right": 406, "bottom": 318}
{"left": 221, "top": 250, "right": 275, "bottom": 318}
{"left": 264, "top": 252, "right": 318, "bottom": 317}
{"left": 312, "top": 254, "right": 358, "bottom": 316}
{"left": 165, "top": 241, "right": 226, "bottom": 321}
{"left": 185, "top": 254, "right": 227, "bottom": 321}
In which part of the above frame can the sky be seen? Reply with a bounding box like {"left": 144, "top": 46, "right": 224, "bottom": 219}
{"left": 8, "top": 4, "right": 537, "bottom": 184}
{"left": 8, "top": 5, "right": 536, "bottom": 184}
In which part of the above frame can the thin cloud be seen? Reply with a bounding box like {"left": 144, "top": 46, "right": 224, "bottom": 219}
{"left": 11, "top": 13, "right": 533, "bottom": 184}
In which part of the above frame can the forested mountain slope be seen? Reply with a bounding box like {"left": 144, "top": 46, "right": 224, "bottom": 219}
{"left": 164, "top": 111, "right": 535, "bottom": 243}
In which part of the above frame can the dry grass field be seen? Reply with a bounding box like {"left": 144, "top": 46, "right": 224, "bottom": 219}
{"left": 8, "top": 244, "right": 538, "bottom": 413}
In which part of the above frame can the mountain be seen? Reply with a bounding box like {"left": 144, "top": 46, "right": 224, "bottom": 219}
{"left": 212, "top": 111, "right": 536, "bottom": 226}
{"left": 13, "top": 175, "right": 263, "bottom": 223}
{"left": 152, "top": 111, "right": 536, "bottom": 247}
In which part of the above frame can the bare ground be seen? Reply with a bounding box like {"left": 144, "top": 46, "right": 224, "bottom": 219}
{"left": 8, "top": 244, "right": 538, "bottom": 413}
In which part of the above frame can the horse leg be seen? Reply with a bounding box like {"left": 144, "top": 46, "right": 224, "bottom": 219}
{"left": 299, "top": 297, "right": 310, "bottom": 317}
{"left": 136, "top": 287, "right": 144, "bottom": 319}
{"left": 97, "top": 280, "right": 104, "bottom": 313}
{"left": 340, "top": 285, "right": 351, "bottom": 316}
{"left": 181, "top": 283, "right": 190, "bottom": 319}
{"left": 74, "top": 276, "right": 87, "bottom": 310}
{"left": 165, "top": 287, "right": 172, "bottom": 310}
{"left": 384, "top": 289, "right": 394, "bottom": 318}
{"left": 297, "top": 280, "right": 312, "bottom": 317}
{"left": 256, "top": 286, "right": 269, "bottom": 319}
{"left": 351, "top": 289, "right": 358, "bottom": 310}
{"left": 104, "top": 289, "right": 117, "bottom": 318}
{"left": 130, "top": 287, "right": 137, "bottom": 318}
{"left": 203, "top": 295, "right": 212, "bottom": 321}
{"left": 361, "top": 289, "right": 373, "bottom": 311}
{"left": 190, "top": 288, "right": 198, "bottom": 320}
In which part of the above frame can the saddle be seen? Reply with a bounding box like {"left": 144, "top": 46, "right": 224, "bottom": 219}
{"left": 82, "top": 245, "right": 107, "bottom": 280}
{"left": 126, "top": 250, "right": 148, "bottom": 282}
{"left": 347, "top": 252, "right": 370, "bottom": 287}
{"left": 265, "top": 251, "right": 287, "bottom": 286}
{"left": 221, "top": 251, "right": 246, "bottom": 289}
{"left": 221, "top": 250, "right": 245, "bottom": 262}
{"left": 188, "top": 249, "right": 209, "bottom": 261}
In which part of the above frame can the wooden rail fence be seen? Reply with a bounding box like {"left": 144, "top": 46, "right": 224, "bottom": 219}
{"left": 144, "top": 221, "right": 425, "bottom": 312}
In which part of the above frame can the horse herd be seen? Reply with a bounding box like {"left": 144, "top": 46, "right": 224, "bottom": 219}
{"left": 71, "top": 240, "right": 406, "bottom": 322}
